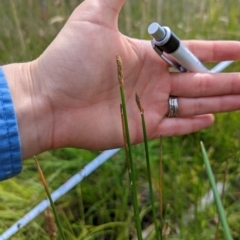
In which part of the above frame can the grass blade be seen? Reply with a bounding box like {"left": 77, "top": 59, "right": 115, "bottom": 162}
{"left": 159, "top": 135, "right": 163, "bottom": 224}
{"left": 116, "top": 55, "right": 143, "bottom": 240}
{"left": 34, "top": 156, "right": 67, "bottom": 240}
{"left": 9, "top": 0, "right": 26, "bottom": 54}
{"left": 136, "top": 92, "right": 161, "bottom": 240}
{"left": 200, "top": 142, "right": 233, "bottom": 240}
{"left": 214, "top": 158, "right": 229, "bottom": 240}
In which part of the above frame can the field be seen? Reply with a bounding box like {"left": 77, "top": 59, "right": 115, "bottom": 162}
{"left": 0, "top": 0, "right": 240, "bottom": 239}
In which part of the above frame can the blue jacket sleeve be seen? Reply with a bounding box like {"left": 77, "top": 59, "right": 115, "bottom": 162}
{"left": 0, "top": 67, "right": 22, "bottom": 181}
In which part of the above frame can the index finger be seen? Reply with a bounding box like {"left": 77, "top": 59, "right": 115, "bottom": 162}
{"left": 183, "top": 40, "right": 240, "bottom": 62}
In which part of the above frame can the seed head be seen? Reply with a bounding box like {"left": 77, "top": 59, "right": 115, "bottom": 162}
{"left": 44, "top": 208, "right": 57, "bottom": 240}
{"left": 116, "top": 54, "right": 124, "bottom": 87}
{"left": 162, "top": 220, "right": 171, "bottom": 237}
{"left": 135, "top": 92, "right": 144, "bottom": 114}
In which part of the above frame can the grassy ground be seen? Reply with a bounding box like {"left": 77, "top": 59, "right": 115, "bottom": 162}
{"left": 0, "top": 0, "right": 240, "bottom": 239}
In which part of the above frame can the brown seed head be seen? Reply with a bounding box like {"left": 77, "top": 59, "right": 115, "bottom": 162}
{"left": 44, "top": 208, "right": 57, "bottom": 240}
{"left": 34, "top": 156, "right": 47, "bottom": 187}
{"left": 116, "top": 54, "right": 124, "bottom": 87}
{"left": 135, "top": 92, "right": 144, "bottom": 114}
{"left": 162, "top": 220, "right": 171, "bottom": 237}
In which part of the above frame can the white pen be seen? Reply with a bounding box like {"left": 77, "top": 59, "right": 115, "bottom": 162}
{"left": 148, "top": 22, "right": 209, "bottom": 73}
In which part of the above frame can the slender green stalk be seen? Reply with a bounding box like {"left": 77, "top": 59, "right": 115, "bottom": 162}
{"left": 214, "top": 158, "right": 229, "bottom": 240}
{"left": 140, "top": 0, "right": 147, "bottom": 38}
{"left": 34, "top": 157, "right": 67, "bottom": 240}
{"left": 9, "top": 0, "right": 26, "bottom": 54}
{"left": 77, "top": 184, "right": 85, "bottom": 225}
{"left": 162, "top": 204, "right": 171, "bottom": 239}
{"left": 159, "top": 135, "right": 163, "bottom": 223}
{"left": 156, "top": 0, "right": 163, "bottom": 23}
{"left": 116, "top": 55, "right": 142, "bottom": 240}
{"left": 123, "top": 0, "right": 132, "bottom": 34}
{"left": 200, "top": 142, "right": 233, "bottom": 240}
{"left": 136, "top": 92, "right": 161, "bottom": 240}
{"left": 120, "top": 104, "right": 130, "bottom": 171}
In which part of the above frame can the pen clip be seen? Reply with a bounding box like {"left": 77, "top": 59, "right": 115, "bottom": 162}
{"left": 151, "top": 40, "right": 187, "bottom": 72}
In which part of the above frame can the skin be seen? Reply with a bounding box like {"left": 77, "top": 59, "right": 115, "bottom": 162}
{"left": 2, "top": 0, "right": 240, "bottom": 159}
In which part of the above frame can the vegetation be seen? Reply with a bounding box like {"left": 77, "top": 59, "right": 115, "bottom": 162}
{"left": 0, "top": 0, "right": 240, "bottom": 239}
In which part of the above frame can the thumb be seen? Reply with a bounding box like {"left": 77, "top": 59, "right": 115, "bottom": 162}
{"left": 98, "top": 0, "right": 126, "bottom": 13}
{"left": 85, "top": 0, "right": 127, "bottom": 27}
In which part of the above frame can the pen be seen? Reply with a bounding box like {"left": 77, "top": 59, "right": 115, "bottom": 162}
{"left": 148, "top": 22, "right": 209, "bottom": 73}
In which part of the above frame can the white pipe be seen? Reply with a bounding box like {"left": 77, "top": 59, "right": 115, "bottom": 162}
{"left": 210, "top": 60, "right": 233, "bottom": 73}
{"left": 0, "top": 149, "right": 120, "bottom": 240}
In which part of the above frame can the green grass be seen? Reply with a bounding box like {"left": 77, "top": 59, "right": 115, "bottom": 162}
{"left": 0, "top": 0, "right": 240, "bottom": 239}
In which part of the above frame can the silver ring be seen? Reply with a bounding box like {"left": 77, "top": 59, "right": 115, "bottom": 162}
{"left": 168, "top": 96, "right": 178, "bottom": 118}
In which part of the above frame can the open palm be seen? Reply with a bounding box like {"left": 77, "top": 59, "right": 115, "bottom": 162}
{"left": 32, "top": 0, "right": 240, "bottom": 151}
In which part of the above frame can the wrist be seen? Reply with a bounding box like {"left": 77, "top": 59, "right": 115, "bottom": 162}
{"left": 2, "top": 61, "right": 53, "bottom": 159}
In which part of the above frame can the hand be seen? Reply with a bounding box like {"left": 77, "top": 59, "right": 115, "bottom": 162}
{"left": 3, "top": 0, "right": 240, "bottom": 159}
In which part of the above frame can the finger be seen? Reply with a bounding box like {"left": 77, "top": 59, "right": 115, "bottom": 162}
{"left": 95, "top": 0, "right": 126, "bottom": 24}
{"left": 140, "top": 40, "right": 240, "bottom": 70}
{"left": 99, "top": 0, "right": 126, "bottom": 12}
{"left": 153, "top": 114, "right": 214, "bottom": 137}
{"left": 74, "top": 0, "right": 126, "bottom": 27}
{"left": 177, "top": 95, "right": 240, "bottom": 117}
{"left": 183, "top": 40, "right": 240, "bottom": 62}
{"left": 170, "top": 72, "right": 240, "bottom": 97}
